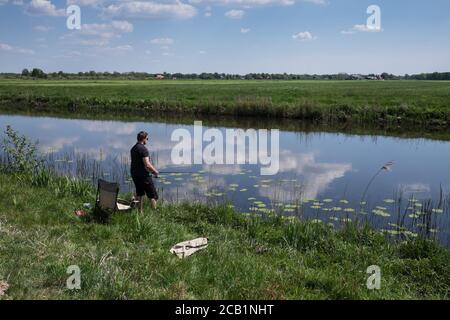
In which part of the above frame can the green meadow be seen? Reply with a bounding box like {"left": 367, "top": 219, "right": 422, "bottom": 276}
{"left": 0, "top": 171, "right": 449, "bottom": 299}
{"left": 0, "top": 79, "right": 449, "bottom": 127}
{"left": 1, "top": 82, "right": 450, "bottom": 300}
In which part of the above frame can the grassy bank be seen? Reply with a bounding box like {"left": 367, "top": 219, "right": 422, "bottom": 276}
{"left": 0, "top": 171, "right": 449, "bottom": 299}
{"left": 0, "top": 79, "right": 449, "bottom": 128}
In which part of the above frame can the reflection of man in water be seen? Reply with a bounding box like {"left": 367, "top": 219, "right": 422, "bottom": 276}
{"left": 130, "top": 131, "right": 159, "bottom": 212}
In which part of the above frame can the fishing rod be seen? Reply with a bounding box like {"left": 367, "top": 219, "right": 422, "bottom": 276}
{"left": 152, "top": 171, "right": 200, "bottom": 178}
{"left": 158, "top": 171, "right": 198, "bottom": 174}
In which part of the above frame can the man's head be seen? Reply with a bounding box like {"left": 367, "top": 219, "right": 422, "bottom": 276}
{"left": 137, "top": 131, "right": 149, "bottom": 144}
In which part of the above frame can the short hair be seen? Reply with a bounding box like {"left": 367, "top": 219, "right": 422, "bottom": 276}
{"left": 137, "top": 131, "right": 148, "bottom": 142}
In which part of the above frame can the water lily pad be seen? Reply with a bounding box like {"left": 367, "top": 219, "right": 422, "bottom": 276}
{"left": 402, "top": 230, "right": 418, "bottom": 238}
{"left": 372, "top": 209, "right": 390, "bottom": 217}
{"left": 382, "top": 229, "right": 401, "bottom": 236}
{"left": 274, "top": 202, "right": 283, "bottom": 207}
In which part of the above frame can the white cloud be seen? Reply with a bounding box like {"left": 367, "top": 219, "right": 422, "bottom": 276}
{"left": 25, "top": 0, "right": 65, "bottom": 16}
{"left": 190, "top": 0, "right": 292, "bottom": 7}
{"left": 66, "top": 0, "right": 104, "bottom": 6}
{"left": 0, "top": 0, "right": 24, "bottom": 6}
{"left": 188, "top": 0, "right": 325, "bottom": 7}
{"left": 199, "top": 50, "right": 206, "bottom": 54}
{"left": 258, "top": 151, "right": 352, "bottom": 200}
{"left": 0, "top": 43, "right": 13, "bottom": 51}
{"left": 150, "top": 37, "right": 174, "bottom": 45}
{"left": 77, "top": 121, "right": 137, "bottom": 135}
{"left": 79, "top": 21, "right": 133, "bottom": 38}
{"left": 33, "top": 25, "right": 52, "bottom": 32}
{"left": 102, "top": 1, "right": 197, "bottom": 19}
{"left": 204, "top": 5, "right": 212, "bottom": 17}
{"left": 303, "top": 0, "right": 326, "bottom": 5}
{"left": 78, "top": 24, "right": 114, "bottom": 38}
{"left": 225, "top": 9, "right": 244, "bottom": 19}
{"left": 114, "top": 44, "right": 133, "bottom": 51}
{"left": 240, "top": 27, "right": 250, "bottom": 33}
{"left": 341, "top": 24, "right": 382, "bottom": 35}
{"left": 0, "top": 42, "right": 34, "bottom": 54}
{"left": 111, "top": 20, "right": 134, "bottom": 33}
{"left": 60, "top": 20, "right": 134, "bottom": 47}
{"left": 39, "top": 136, "right": 80, "bottom": 153}
{"left": 292, "top": 31, "right": 316, "bottom": 41}
{"left": 400, "top": 183, "right": 431, "bottom": 194}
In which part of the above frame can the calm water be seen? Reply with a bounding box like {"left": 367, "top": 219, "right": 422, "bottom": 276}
{"left": 1, "top": 114, "right": 449, "bottom": 245}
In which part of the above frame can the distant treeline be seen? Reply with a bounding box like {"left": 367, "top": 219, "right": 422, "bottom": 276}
{"left": 1, "top": 68, "right": 449, "bottom": 80}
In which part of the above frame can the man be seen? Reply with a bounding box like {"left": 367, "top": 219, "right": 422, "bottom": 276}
{"left": 130, "top": 131, "right": 159, "bottom": 212}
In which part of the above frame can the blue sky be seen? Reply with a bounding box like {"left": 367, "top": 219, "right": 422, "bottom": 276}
{"left": 0, "top": 0, "right": 449, "bottom": 74}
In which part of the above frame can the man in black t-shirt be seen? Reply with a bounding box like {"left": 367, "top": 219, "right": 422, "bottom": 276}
{"left": 130, "top": 131, "right": 159, "bottom": 212}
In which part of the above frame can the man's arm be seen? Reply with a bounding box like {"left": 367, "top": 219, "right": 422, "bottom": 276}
{"left": 143, "top": 156, "right": 159, "bottom": 176}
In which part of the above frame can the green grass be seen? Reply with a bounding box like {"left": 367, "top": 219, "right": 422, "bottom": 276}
{"left": 0, "top": 79, "right": 449, "bottom": 127}
{"left": 0, "top": 171, "right": 449, "bottom": 299}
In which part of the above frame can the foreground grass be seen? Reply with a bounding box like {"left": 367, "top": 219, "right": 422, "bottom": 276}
{"left": 0, "top": 79, "right": 449, "bottom": 127}
{"left": 0, "top": 172, "right": 449, "bottom": 299}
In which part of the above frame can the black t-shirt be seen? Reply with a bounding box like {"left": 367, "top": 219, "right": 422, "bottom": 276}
{"left": 130, "top": 142, "right": 150, "bottom": 178}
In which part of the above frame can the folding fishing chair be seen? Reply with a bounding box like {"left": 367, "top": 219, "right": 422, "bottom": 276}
{"left": 95, "top": 179, "right": 132, "bottom": 212}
